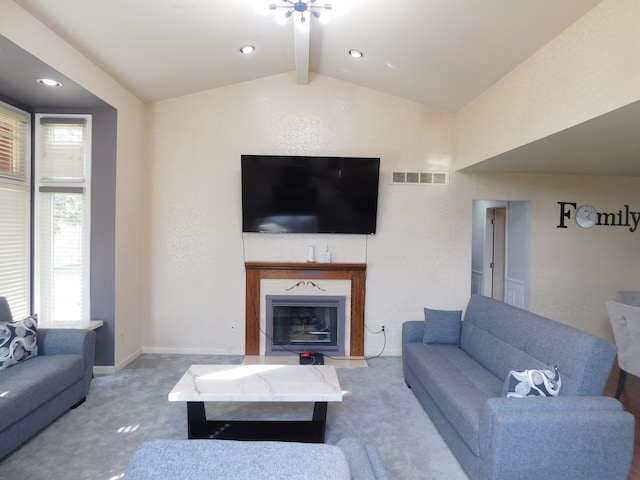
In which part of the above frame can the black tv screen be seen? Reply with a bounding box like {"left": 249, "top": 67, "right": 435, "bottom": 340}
{"left": 241, "top": 155, "right": 380, "bottom": 234}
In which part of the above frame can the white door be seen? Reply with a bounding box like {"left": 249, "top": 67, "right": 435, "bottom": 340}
{"left": 489, "top": 208, "right": 506, "bottom": 301}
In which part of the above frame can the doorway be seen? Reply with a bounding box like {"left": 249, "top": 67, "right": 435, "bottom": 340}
{"left": 471, "top": 200, "right": 530, "bottom": 309}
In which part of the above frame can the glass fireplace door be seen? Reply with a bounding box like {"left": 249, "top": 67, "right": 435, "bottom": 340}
{"left": 266, "top": 295, "right": 346, "bottom": 355}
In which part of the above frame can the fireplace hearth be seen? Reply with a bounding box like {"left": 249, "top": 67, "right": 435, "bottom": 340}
{"left": 266, "top": 295, "right": 346, "bottom": 356}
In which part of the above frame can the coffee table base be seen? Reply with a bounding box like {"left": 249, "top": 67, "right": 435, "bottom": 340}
{"left": 186, "top": 401, "right": 328, "bottom": 443}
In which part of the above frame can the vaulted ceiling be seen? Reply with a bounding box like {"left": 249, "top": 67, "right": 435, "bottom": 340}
{"left": 3, "top": 0, "right": 639, "bottom": 175}
{"left": 11, "top": 0, "right": 602, "bottom": 110}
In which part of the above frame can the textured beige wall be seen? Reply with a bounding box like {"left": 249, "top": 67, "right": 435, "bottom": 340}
{"left": 455, "top": 0, "right": 640, "bottom": 169}
{"left": 145, "top": 72, "right": 640, "bottom": 355}
{"left": 144, "top": 72, "right": 457, "bottom": 356}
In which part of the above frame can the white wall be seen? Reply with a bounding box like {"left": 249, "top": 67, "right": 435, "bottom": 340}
{"left": 145, "top": 72, "right": 640, "bottom": 356}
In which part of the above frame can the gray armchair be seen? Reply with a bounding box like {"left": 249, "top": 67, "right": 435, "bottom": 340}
{"left": 606, "top": 299, "right": 640, "bottom": 398}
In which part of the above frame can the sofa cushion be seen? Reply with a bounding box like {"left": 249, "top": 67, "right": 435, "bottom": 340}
{"left": 460, "top": 295, "right": 616, "bottom": 396}
{"left": 0, "top": 316, "right": 38, "bottom": 370}
{"left": 404, "top": 342, "right": 501, "bottom": 455}
{"left": 124, "top": 439, "right": 352, "bottom": 480}
{"left": 502, "top": 365, "right": 561, "bottom": 398}
{"left": 423, "top": 308, "right": 462, "bottom": 345}
{"left": 0, "top": 354, "right": 85, "bottom": 431}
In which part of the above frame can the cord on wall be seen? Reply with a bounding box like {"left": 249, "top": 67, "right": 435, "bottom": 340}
{"left": 363, "top": 328, "right": 386, "bottom": 360}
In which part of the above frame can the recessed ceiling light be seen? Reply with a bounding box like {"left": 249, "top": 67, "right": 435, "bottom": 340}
{"left": 240, "top": 45, "right": 255, "bottom": 54}
{"left": 348, "top": 49, "right": 364, "bottom": 58}
{"left": 37, "top": 78, "right": 63, "bottom": 87}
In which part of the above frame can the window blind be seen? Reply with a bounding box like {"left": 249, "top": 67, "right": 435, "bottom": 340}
{"left": 35, "top": 115, "right": 91, "bottom": 322}
{"left": 38, "top": 118, "right": 87, "bottom": 182}
{"left": 0, "top": 106, "right": 29, "bottom": 181}
{"left": 38, "top": 192, "right": 87, "bottom": 321}
{"left": 0, "top": 105, "right": 30, "bottom": 319}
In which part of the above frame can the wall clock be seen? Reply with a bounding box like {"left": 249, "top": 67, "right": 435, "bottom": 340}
{"left": 576, "top": 205, "right": 597, "bottom": 228}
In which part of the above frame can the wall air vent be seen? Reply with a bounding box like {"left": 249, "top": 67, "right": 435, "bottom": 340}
{"left": 391, "top": 171, "right": 449, "bottom": 186}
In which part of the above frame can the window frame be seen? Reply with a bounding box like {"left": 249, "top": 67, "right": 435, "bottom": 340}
{"left": 34, "top": 113, "right": 92, "bottom": 323}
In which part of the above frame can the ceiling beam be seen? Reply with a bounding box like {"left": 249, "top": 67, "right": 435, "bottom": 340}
{"left": 293, "top": 16, "right": 310, "bottom": 85}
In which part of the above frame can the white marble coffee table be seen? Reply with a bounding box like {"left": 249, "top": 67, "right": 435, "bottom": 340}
{"left": 168, "top": 364, "right": 342, "bottom": 443}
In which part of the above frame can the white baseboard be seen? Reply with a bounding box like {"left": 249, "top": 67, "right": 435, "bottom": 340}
{"left": 93, "top": 348, "right": 142, "bottom": 375}
{"left": 141, "top": 346, "right": 243, "bottom": 355}
{"left": 93, "top": 365, "right": 116, "bottom": 375}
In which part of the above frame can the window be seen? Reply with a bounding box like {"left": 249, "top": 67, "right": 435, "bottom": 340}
{"left": 35, "top": 115, "right": 91, "bottom": 322}
{"left": 0, "top": 103, "right": 31, "bottom": 320}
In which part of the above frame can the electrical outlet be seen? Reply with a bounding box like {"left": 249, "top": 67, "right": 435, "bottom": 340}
{"left": 381, "top": 325, "right": 385, "bottom": 332}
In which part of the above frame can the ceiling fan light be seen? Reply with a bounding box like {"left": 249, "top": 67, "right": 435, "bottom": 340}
{"left": 269, "top": 0, "right": 331, "bottom": 26}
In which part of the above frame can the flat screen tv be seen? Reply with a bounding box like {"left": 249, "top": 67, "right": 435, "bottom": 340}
{"left": 241, "top": 155, "right": 380, "bottom": 234}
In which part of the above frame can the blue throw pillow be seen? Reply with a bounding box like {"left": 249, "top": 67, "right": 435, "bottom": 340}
{"left": 0, "top": 315, "right": 38, "bottom": 370}
{"left": 503, "top": 365, "right": 561, "bottom": 398}
{"left": 423, "top": 308, "right": 462, "bottom": 345}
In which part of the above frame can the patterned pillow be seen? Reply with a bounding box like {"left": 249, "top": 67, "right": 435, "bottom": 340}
{"left": 503, "top": 365, "right": 561, "bottom": 398}
{"left": 0, "top": 315, "right": 38, "bottom": 370}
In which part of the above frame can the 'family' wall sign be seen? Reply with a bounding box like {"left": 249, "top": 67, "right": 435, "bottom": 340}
{"left": 557, "top": 202, "right": 640, "bottom": 232}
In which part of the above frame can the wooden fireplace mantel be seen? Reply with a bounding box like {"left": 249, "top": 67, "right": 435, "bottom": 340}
{"left": 245, "top": 262, "right": 366, "bottom": 356}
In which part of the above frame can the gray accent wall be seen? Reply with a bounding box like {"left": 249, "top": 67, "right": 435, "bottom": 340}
{"left": 27, "top": 105, "right": 118, "bottom": 367}
{"left": 90, "top": 108, "right": 117, "bottom": 366}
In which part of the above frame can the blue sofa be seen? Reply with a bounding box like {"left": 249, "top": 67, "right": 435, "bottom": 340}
{"left": 124, "top": 437, "right": 389, "bottom": 480}
{"left": 0, "top": 297, "right": 95, "bottom": 460}
{"left": 403, "top": 295, "right": 635, "bottom": 480}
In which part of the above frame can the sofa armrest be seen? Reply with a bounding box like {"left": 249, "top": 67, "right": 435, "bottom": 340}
{"left": 479, "top": 396, "right": 635, "bottom": 480}
{"left": 38, "top": 328, "right": 95, "bottom": 363}
{"left": 125, "top": 439, "right": 352, "bottom": 479}
{"left": 402, "top": 321, "right": 424, "bottom": 346}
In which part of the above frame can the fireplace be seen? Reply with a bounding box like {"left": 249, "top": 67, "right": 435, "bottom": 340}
{"left": 266, "top": 295, "right": 346, "bottom": 356}
{"left": 244, "top": 262, "right": 367, "bottom": 356}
